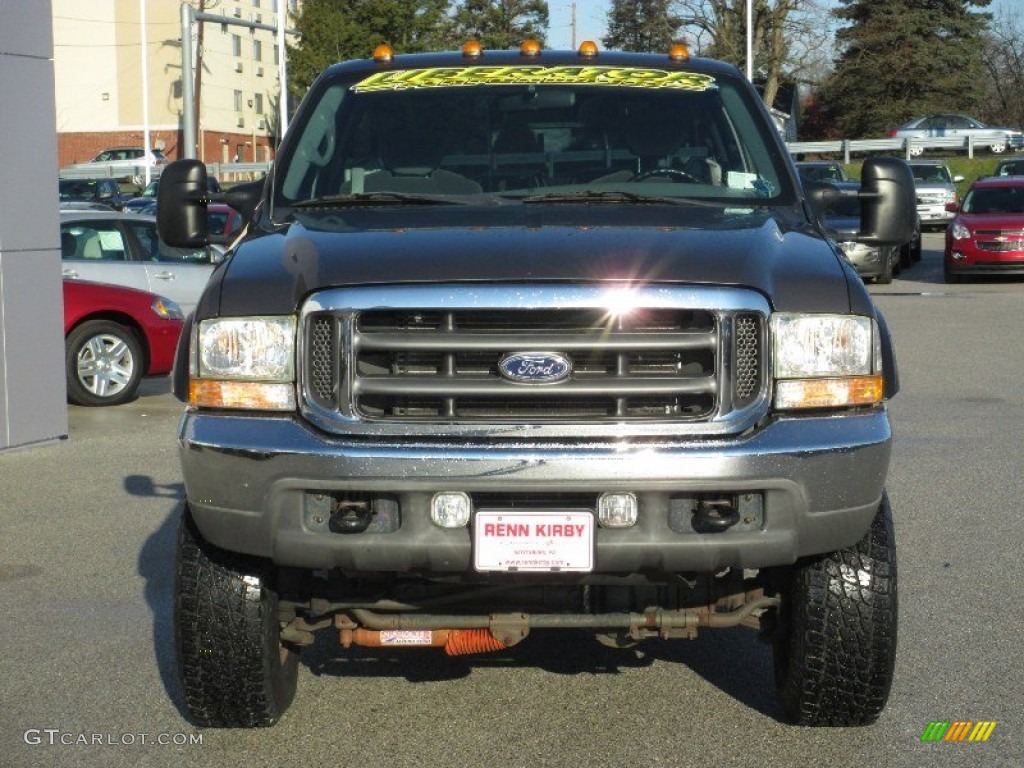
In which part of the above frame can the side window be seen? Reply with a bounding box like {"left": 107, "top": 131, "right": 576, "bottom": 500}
{"left": 61, "top": 222, "right": 128, "bottom": 261}
{"left": 127, "top": 221, "right": 209, "bottom": 264}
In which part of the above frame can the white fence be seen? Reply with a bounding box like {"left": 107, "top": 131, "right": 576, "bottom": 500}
{"left": 59, "top": 135, "right": 1021, "bottom": 187}
{"left": 59, "top": 161, "right": 272, "bottom": 186}
{"left": 786, "top": 135, "right": 1021, "bottom": 163}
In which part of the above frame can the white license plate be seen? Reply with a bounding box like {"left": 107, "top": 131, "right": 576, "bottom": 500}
{"left": 473, "top": 510, "right": 594, "bottom": 572}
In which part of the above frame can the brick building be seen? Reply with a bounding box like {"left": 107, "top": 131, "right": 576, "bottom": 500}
{"left": 53, "top": 0, "right": 288, "bottom": 174}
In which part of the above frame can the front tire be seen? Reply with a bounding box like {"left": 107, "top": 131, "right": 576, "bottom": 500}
{"left": 772, "top": 494, "right": 898, "bottom": 726}
{"left": 943, "top": 260, "right": 963, "bottom": 283}
{"left": 874, "top": 250, "right": 894, "bottom": 284}
{"left": 174, "top": 503, "right": 299, "bottom": 728}
{"left": 65, "top": 320, "right": 144, "bottom": 406}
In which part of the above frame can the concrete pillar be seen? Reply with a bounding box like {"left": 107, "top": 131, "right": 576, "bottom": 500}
{"left": 0, "top": 0, "right": 68, "bottom": 451}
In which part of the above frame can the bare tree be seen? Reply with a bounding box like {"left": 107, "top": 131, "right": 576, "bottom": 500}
{"left": 673, "top": 0, "right": 833, "bottom": 108}
{"left": 981, "top": 7, "right": 1024, "bottom": 129}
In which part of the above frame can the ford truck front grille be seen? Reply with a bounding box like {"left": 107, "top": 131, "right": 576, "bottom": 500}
{"left": 300, "top": 285, "right": 768, "bottom": 431}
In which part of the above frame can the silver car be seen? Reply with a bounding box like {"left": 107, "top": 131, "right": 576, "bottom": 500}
{"left": 889, "top": 114, "right": 1024, "bottom": 156}
{"left": 60, "top": 211, "right": 220, "bottom": 316}
{"left": 908, "top": 161, "right": 964, "bottom": 229}
{"left": 61, "top": 146, "right": 167, "bottom": 186}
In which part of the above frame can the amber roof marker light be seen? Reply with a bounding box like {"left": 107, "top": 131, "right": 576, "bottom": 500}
{"left": 578, "top": 40, "right": 598, "bottom": 57}
{"left": 462, "top": 40, "right": 483, "bottom": 58}
{"left": 372, "top": 44, "right": 394, "bottom": 63}
{"left": 520, "top": 39, "right": 541, "bottom": 57}
{"left": 668, "top": 43, "right": 690, "bottom": 61}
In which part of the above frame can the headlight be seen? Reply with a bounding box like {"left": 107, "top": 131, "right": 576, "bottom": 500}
{"left": 189, "top": 316, "right": 296, "bottom": 410}
{"left": 951, "top": 222, "right": 971, "bottom": 240}
{"left": 150, "top": 296, "right": 183, "bottom": 320}
{"left": 772, "top": 314, "right": 883, "bottom": 409}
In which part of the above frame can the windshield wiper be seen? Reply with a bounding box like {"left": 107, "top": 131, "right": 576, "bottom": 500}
{"left": 518, "top": 190, "right": 717, "bottom": 206}
{"left": 293, "top": 192, "right": 469, "bottom": 207}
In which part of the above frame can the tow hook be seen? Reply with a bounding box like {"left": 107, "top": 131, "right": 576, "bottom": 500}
{"left": 692, "top": 497, "right": 740, "bottom": 533}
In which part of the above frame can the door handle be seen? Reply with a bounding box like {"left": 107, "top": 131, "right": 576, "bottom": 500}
{"left": 153, "top": 271, "right": 176, "bottom": 280}
{"left": 63, "top": 269, "right": 78, "bottom": 278}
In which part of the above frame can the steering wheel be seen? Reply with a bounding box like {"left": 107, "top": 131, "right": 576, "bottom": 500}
{"left": 629, "top": 167, "right": 701, "bottom": 184}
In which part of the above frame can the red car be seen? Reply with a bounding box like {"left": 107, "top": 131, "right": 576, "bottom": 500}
{"left": 944, "top": 177, "right": 1024, "bottom": 282}
{"left": 63, "top": 279, "right": 184, "bottom": 406}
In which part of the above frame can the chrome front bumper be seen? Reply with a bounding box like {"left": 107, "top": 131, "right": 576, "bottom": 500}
{"left": 180, "top": 407, "right": 892, "bottom": 574}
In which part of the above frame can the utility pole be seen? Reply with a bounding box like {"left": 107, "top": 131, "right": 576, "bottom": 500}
{"left": 194, "top": 0, "right": 205, "bottom": 159}
{"left": 571, "top": 2, "right": 577, "bottom": 49}
{"left": 180, "top": 2, "right": 295, "bottom": 160}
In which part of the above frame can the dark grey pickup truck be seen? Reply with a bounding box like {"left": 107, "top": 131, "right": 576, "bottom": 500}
{"left": 158, "top": 44, "right": 916, "bottom": 729}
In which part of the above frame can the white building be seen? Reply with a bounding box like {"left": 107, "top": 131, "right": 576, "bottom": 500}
{"left": 53, "top": 0, "right": 288, "bottom": 171}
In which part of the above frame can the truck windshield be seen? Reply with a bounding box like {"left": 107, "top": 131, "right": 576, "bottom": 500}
{"left": 275, "top": 65, "right": 793, "bottom": 211}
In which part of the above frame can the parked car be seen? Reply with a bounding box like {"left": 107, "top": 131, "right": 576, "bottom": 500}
{"left": 907, "top": 160, "right": 963, "bottom": 230}
{"left": 794, "top": 161, "right": 848, "bottom": 183}
{"left": 60, "top": 211, "right": 222, "bottom": 316}
{"left": 62, "top": 146, "right": 168, "bottom": 186}
{"left": 944, "top": 177, "right": 1024, "bottom": 282}
{"left": 823, "top": 181, "right": 901, "bottom": 283}
{"left": 58, "top": 177, "right": 131, "bottom": 210}
{"left": 899, "top": 213, "right": 923, "bottom": 267}
{"left": 63, "top": 279, "right": 183, "bottom": 406}
{"left": 992, "top": 158, "right": 1024, "bottom": 177}
{"left": 122, "top": 175, "right": 222, "bottom": 213}
{"left": 888, "top": 114, "right": 1024, "bottom": 156}
{"left": 59, "top": 200, "right": 118, "bottom": 212}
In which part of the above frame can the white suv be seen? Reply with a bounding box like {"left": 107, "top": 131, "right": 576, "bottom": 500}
{"left": 908, "top": 160, "right": 963, "bottom": 229}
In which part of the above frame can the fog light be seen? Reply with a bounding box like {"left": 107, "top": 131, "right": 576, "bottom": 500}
{"left": 431, "top": 492, "right": 471, "bottom": 528}
{"left": 598, "top": 493, "right": 638, "bottom": 528}
{"left": 952, "top": 251, "right": 966, "bottom": 262}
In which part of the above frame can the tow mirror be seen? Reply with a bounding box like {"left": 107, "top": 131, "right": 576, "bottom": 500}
{"left": 857, "top": 157, "right": 916, "bottom": 246}
{"left": 156, "top": 160, "right": 209, "bottom": 248}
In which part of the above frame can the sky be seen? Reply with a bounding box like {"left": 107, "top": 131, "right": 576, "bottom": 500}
{"left": 544, "top": 0, "right": 1017, "bottom": 53}
{"left": 547, "top": 0, "right": 610, "bottom": 50}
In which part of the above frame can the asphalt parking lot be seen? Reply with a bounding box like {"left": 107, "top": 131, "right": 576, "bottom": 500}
{"left": 1, "top": 232, "right": 1022, "bottom": 767}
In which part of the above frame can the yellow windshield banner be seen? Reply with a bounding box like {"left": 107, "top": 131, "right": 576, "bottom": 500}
{"left": 353, "top": 66, "right": 716, "bottom": 93}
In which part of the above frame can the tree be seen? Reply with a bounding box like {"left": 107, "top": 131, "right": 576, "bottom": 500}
{"left": 285, "top": 0, "right": 451, "bottom": 99}
{"left": 674, "top": 1, "right": 831, "bottom": 110}
{"left": 814, "top": 0, "right": 992, "bottom": 139}
{"left": 451, "top": 0, "right": 550, "bottom": 49}
{"left": 980, "top": 7, "right": 1024, "bottom": 129}
{"left": 602, "top": 0, "right": 684, "bottom": 52}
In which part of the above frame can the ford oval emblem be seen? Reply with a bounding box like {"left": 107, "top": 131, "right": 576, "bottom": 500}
{"left": 499, "top": 352, "right": 572, "bottom": 384}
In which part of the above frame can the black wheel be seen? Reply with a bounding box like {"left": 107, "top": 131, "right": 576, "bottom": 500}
{"left": 65, "top": 320, "right": 144, "bottom": 406}
{"left": 174, "top": 503, "right": 299, "bottom": 728}
{"left": 899, "top": 244, "right": 911, "bottom": 270}
{"left": 630, "top": 167, "right": 700, "bottom": 184}
{"left": 772, "top": 494, "right": 898, "bottom": 726}
{"left": 874, "top": 250, "right": 894, "bottom": 284}
{"left": 943, "top": 260, "right": 962, "bottom": 283}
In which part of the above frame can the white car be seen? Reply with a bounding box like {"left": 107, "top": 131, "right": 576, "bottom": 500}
{"left": 61, "top": 147, "right": 167, "bottom": 186}
{"left": 888, "top": 114, "right": 1024, "bottom": 156}
{"left": 60, "top": 211, "right": 221, "bottom": 316}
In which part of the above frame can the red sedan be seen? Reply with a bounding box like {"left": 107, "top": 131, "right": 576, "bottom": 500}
{"left": 944, "top": 177, "right": 1024, "bottom": 282}
{"left": 63, "top": 279, "right": 184, "bottom": 406}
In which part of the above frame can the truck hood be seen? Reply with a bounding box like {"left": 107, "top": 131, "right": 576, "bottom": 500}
{"left": 206, "top": 204, "right": 856, "bottom": 316}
